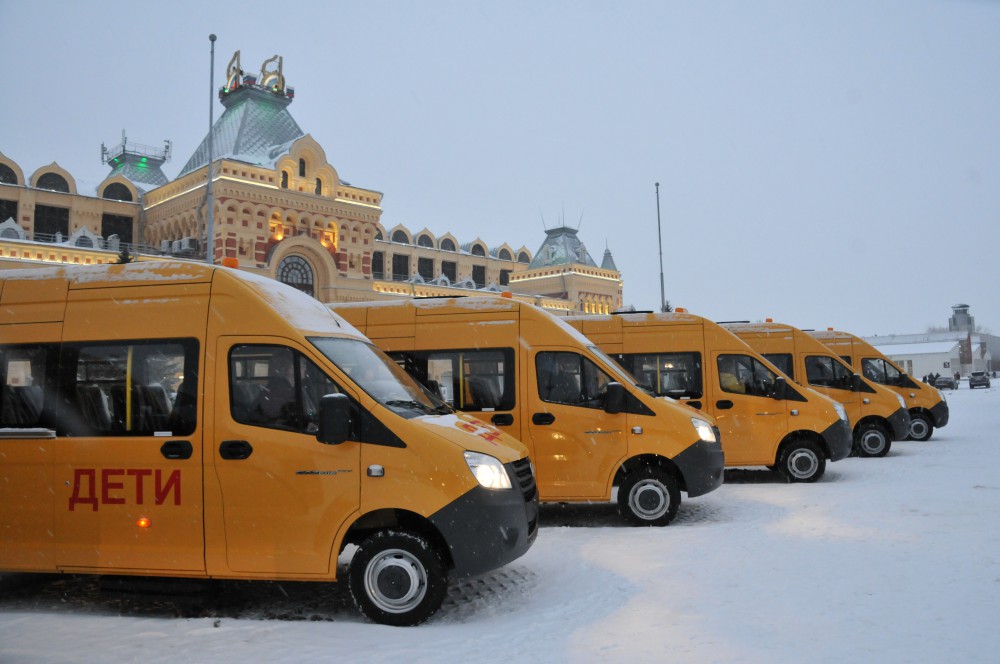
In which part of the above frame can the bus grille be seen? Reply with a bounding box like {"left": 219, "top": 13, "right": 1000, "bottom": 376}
{"left": 509, "top": 457, "right": 537, "bottom": 502}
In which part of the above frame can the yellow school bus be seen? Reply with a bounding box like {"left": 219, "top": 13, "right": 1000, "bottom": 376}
{"left": 332, "top": 297, "right": 725, "bottom": 526}
{"left": 0, "top": 262, "right": 538, "bottom": 626}
{"left": 566, "top": 311, "right": 852, "bottom": 483}
{"left": 809, "top": 329, "right": 949, "bottom": 441}
{"left": 724, "top": 322, "right": 911, "bottom": 457}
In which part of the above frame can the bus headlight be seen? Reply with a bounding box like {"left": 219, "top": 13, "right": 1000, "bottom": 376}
{"left": 895, "top": 393, "right": 906, "bottom": 409}
{"left": 463, "top": 451, "right": 512, "bottom": 490}
{"left": 691, "top": 417, "right": 717, "bottom": 443}
{"left": 833, "top": 403, "right": 848, "bottom": 422}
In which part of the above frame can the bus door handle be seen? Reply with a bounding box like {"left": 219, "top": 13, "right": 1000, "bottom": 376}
{"left": 219, "top": 440, "right": 254, "bottom": 460}
{"left": 160, "top": 440, "right": 193, "bottom": 460}
{"left": 491, "top": 413, "right": 514, "bottom": 426}
{"left": 532, "top": 412, "right": 555, "bottom": 425}
{"left": 716, "top": 400, "right": 734, "bottom": 410}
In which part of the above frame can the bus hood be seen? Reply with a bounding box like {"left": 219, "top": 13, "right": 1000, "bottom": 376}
{"left": 411, "top": 411, "right": 529, "bottom": 463}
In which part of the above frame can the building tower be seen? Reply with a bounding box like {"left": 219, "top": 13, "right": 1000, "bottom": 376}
{"left": 949, "top": 304, "right": 975, "bottom": 332}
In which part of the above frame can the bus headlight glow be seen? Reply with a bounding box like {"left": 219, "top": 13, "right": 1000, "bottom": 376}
{"left": 463, "top": 451, "right": 512, "bottom": 490}
{"left": 691, "top": 417, "right": 717, "bottom": 443}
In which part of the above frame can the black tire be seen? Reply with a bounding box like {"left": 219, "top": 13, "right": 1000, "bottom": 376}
{"left": 617, "top": 465, "right": 680, "bottom": 526}
{"left": 349, "top": 530, "right": 448, "bottom": 627}
{"left": 777, "top": 439, "right": 825, "bottom": 483}
{"left": 908, "top": 413, "right": 934, "bottom": 442}
{"left": 855, "top": 421, "right": 891, "bottom": 457}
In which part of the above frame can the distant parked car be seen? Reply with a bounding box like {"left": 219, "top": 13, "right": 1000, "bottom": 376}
{"left": 969, "top": 371, "right": 991, "bottom": 389}
{"left": 934, "top": 375, "right": 959, "bottom": 390}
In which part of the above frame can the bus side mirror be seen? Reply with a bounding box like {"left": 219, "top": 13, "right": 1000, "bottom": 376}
{"left": 851, "top": 373, "right": 862, "bottom": 391}
{"left": 604, "top": 382, "right": 626, "bottom": 414}
{"left": 317, "top": 393, "right": 352, "bottom": 445}
{"left": 771, "top": 376, "right": 787, "bottom": 400}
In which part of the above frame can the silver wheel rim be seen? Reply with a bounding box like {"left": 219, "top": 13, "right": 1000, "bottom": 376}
{"left": 861, "top": 430, "right": 887, "bottom": 455}
{"left": 628, "top": 478, "right": 670, "bottom": 520}
{"left": 910, "top": 419, "right": 929, "bottom": 440}
{"left": 363, "top": 548, "right": 428, "bottom": 614}
{"left": 787, "top": 448, "right": 819, "bottom": 480}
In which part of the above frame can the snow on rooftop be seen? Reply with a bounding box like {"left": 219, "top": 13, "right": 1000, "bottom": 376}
{"left": 874, "top": 341, "right": 959, "bottom": 356}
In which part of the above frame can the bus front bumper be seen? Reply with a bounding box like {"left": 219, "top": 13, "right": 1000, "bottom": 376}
{"left": 822, "top": 419, "right": 853, "bottom": 462}
{"left": 429, "top": 473, "right": 538, "bottom": 578}
{"left": 889, "top": 407, "right": 912, "bottom": 441}
{"left": 930, "top": 400, "right": 950, "bottom": 428}
{"left": 674, "top": 434, "right": 725, "bottom": 498}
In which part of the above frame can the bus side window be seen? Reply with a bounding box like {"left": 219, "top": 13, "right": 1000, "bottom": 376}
{"left": 763, "top": 353, "right": 794, "bottom": 380}
{"left": 62, "top": 339, "right": 198, "bottom": 437}
{"left": 230, "top": 345, "right": 342, "bottom": 435}
{"left": 621, "top": 352, "right": 702, "bottom": 400}
{"left": 537, "top": 352, "right": 612, "bottom": 410}
{"left": 390, "top": 349, "right": 515, "bottom": 412}
{"left": 0, "top": 345, "right": 53, "bottom": 428}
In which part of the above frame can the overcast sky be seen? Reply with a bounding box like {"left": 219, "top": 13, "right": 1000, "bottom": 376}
{"left": 2, "top": 0, "right": 998, "bottom": 336}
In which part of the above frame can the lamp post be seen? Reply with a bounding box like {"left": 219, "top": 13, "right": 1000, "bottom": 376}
{"left": 655, "top": 182, "right": 666, "bottom": 312}
{"left": 206, "top": 34, "right": 216, "bottom": 264}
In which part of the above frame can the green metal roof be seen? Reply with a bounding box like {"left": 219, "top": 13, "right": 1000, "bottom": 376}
{"left": 178, "top": 86, "right": 304, "bottom": 177}
{"left": 528, "top": 226, "right": 598, "bottom": 269}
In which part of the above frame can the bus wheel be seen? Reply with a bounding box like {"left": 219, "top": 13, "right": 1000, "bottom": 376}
{"left": 856, "top": 422, "right": 891, "bottom": 457}
{"left": 618, "top": 466, "right": 680, "bottom": 526}
{"left": 777, "top": 440, "right": 825, "bottom": 483}
{"left": 908, "top": 413, "right": 934, "bottom": 442}
{"left": 349, "top": 530, "right": 448, "bottom": 626}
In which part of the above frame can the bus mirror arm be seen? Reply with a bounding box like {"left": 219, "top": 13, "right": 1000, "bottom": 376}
{"left": 604, "top": 382, "right": 626, "bottom": 414}
{"left": 317, "top": 393, "right": 352, "bottom": 445}
{"left": 771, "top": 376, "right": 787, "bottom": 400}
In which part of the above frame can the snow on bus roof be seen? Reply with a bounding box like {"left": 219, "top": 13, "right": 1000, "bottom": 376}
{"left": 0, "top": 262, "right": 369, "bottom": 340}
{"left": 0, "top": 262, "right": 208, "bottom": 284}
{"left": 331, "top": 296, "right": 521, "bottom": 312}
{"left": 412, "top": 297, "right": 518, "bottom": 312}
{"left": 721, "top": 322, "right": 791, "bottom": 334}
{"left": 225, "top": 268, "right": 365, "bottom": 340}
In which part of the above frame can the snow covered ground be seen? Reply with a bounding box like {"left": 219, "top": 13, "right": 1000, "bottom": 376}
{"left": 2, "top": 385, "right": 998, "bottom": 663}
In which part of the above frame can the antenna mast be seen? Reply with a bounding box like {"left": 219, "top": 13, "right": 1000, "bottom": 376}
{"left": 655, "top": 182, "right": 666, "bottom": 312}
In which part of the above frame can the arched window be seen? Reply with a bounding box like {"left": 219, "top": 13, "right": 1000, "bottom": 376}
{"left": 102, "top": 182, "right": 133, "bottom": 201}
{"left": 417, "top": 234, "right": 433, "bottom": 248}
{"left": 518, "top": 251, "right": 530, "bottom": 263}
{"left": 278, "top": 255, "right": 315, "bottom": 297}
{"left": 298, "top": 159, "right": 306, "bottom": 177}
{"left": 498, "top": 248, "right": 512, "bottom": 261}
{"left": 391, "top": 230, "right": 409, "bottom": 244}
{"left": 36, "top": 172, "right": 69, "bottom": 193}
{"left": 0, "top": 163, "right": 17, "bottom": 185}
{"left": 471, "top": 244, "right": 486, "bottom": 257}
{"left": 281, "top": 171, "right": 289, "bottom": 189}
{"left": 440, "top": 238, "right": 456, "bottom": 252}
{"left": 371, "top": 251, "right": 385, "bottom": 279}
{"left": 315, "top": 178, "right": 322, "bottom": 195}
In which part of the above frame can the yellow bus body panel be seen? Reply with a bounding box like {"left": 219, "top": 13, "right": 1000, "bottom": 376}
{"left": 0, "top": 263, "right": 531, "bottom": 582}
{"left": 809, "top": 329, "right": 945, "bottom": 414}
{"left": 335, "top": 298, "right": 722, "bottom": 503}
{"left": 725, "top": 322, "right": 905, "bottom": 435}
{"left": 567, "top": 313, "right": 845, "bottom": 468}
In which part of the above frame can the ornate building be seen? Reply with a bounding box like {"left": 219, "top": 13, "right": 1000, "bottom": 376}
{"left": 0, "top": 50, "right": 621, "bottom": 314}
